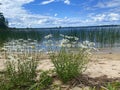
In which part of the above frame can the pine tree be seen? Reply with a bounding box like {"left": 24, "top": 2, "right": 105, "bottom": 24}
{"left": 0, "top": 3, "right": 8, "bottom": 29}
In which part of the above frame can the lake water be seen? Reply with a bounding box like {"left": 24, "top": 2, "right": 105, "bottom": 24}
{"left": 0, "top": 26, "right": 120, "bottom": 52}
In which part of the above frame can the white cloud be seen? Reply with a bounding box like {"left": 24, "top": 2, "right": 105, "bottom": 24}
{"left": 54, "top": 13, "right": 58, "bottom": 16}
{"left": 40, "top": 0, "right": 70, "bottom": 5}
{"left": 64, "top": 16, "right": 68, "bottom": 19}
{"left": 0, "top": 0, "right": 119, "bottom": 28}
{"left": 40, "top": 0, "right": 55, "bottom": 5}
{"left": 88, "top": 12, "right": 120, "bottom": 23}
{"left": 108, "top": 13, "right": 120, "bottom": 21}
{"left": 0, "top": 0, "right": 82, "bottom": 27}
{"left": 93, "top": 14, "right": 106, "bottom": 22}
{"left": 96, "top": 0, "right": 120, "bottom": 8}
{"left": 0, "top": 0, "right": 67, "bottom": 27}
{"left": 64, "top": 0, "right": 70, "bottom": 5}
{"left": 0, "top": 0, "right": 72, "bottom": 27}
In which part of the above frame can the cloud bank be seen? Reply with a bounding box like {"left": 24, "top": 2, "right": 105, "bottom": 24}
{"left": 0, "top": 0, "right": 119, "bottom": 28}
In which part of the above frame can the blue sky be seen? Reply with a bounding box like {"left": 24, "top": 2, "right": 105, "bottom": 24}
{"left": 0, "top": 0, "right": 120, "bottom": 28}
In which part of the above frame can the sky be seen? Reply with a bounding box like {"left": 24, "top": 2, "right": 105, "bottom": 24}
{"left": 0, "top": 0, "right": 120, "bottom": 28}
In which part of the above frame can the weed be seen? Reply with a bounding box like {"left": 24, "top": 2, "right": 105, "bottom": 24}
{"left": 103, "top": 82, "right": 120, "bottom": 90}
{"left": 29, "top": 71, "right": 53, "bottom": 90}
{"left": 3, "top": 56, "right": 37, "bottom": 89}
{"left": 50, "top": 48, "right": 89, "bottom": 83}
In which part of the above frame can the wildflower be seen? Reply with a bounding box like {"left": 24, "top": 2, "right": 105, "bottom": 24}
{"left": 38, "top": 49, "right": 44, "bottom": 52}
{"left": 30, "top": 42, "right": 36, "bottom": 45}
{"left": 66, "top": 44, "right": 72, "bottom": 48}
{"left": 7, "top": 55, "right": 15, "bottom": 61}
{"left": 79, "top": 43, "right": 87, "bottom": 48}
{"left": 89, "top": 42, "right": 95, "bottom": 47}
{"left": 1, "top": 47, "right": 7, "bottom": 51}
{"left": 4, "top": 46, "right": 10, "bottom": 48}
{"left": 46, "top": 51, "right": 54, "bottom": 54}
{"left": 61, "top": 39, "right": 69, "bottom": 44}
{"left": 28, "top": 46, "right": 32, "bottom": 48}
{"left": 44, "top": 34, "right": 53, "bottom": 39}
{"left": 33, "top": 40, "right": 37, "bottom": 42}
{"left": 23, "top": 40, "right": 28, "bottom": 43}
{"left": 47, "top": 40, "right": 53, "bottom": 43}
{"left": 74, "top": 37, "right": 79, "bottom": 41}
{"left": 65, "top": 35, "right": 70, "bottom": 39}
{"left": 18, "top": 39, "right": 23, "bottom": 41}
{"left": 60, "top": 34, "right": 65, "bottom": 37}
{"left": 28, "top": 38, "right": 32, "bottom": 41}
{"left": 28, "top": 57, "right": 32, "bottom": 60}
{"left": 83, "top": 40, "right": 90, "bottom": 46}
{"left": 72, "top": 42, "right": 76, "bottom": 44}
{"left": 32, "top": 46, "right": 35, "bottom": 49}
{"left": 72, "top": 44, "right": 76, "bottom": 47}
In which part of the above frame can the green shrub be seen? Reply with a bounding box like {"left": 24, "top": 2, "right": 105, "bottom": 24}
{"left": 5, "top": 56, "right": 37, "bottom": 89}
{"left": 0, "top": 80, "right": 14, "bottom": 90}
{"left": 44, "top": 35, "right": 95, "bottom": 83}
{"left": 39, "top": 71, "right": 52, "bottom": 88}
{"left": 50, "top": 48, "right": 89, "bottom": 83}
{"left": 29, "top": 71, "right": 52, "bottom": 90}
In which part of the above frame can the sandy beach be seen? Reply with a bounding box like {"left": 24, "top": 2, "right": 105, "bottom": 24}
{"left": 1, "top": 49, "right": 120, "bottom": 78}
{"left": 36, "top": 50, "right": 120, "bottom": 89}
{"left": 0, "top": 49, "right": 120, "bottom": 89}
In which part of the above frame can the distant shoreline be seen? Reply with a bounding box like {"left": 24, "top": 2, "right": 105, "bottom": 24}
{"left": 1, "top": 24, "right": 119, "bottom": 31}
{"left": 6, "top": 24, "right": 120, "bottom": 29}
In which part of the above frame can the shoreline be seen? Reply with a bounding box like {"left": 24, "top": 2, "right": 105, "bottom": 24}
{"left": 0, "top": 50, "right": 120, "bottom": 89}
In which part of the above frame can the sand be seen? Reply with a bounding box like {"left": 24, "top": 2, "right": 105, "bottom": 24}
{"left": 0, "top": 50, "right": 120, "bottom": 89}
{"left": 36, "top": 51, "right": 120, "bottom": 78}
{"left": 0, "top": 50, "right": 120, "bottom": 79}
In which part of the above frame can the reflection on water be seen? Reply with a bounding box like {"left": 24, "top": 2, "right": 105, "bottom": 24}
{"left": 0, "top": 26, "right": 120, "bottom": 50}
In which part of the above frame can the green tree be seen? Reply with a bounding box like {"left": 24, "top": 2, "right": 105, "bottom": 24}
{"left": 0, "top": 13, "right": 8, "bottom": 28}
{"left": 0, "top": 3, "right": 8, "bottom": 29}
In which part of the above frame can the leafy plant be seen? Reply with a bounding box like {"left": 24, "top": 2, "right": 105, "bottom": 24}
{"left": 50, "top": 48, "right": 89, "bottom": 83}
{"left": 29, "top": 71, "right": 52, "bottom": 90}
{"left": 44, "top": 35, "right": 94, "bottom": 83}
{"left": 4, "top": 56, "right": 37, "bottom": 89}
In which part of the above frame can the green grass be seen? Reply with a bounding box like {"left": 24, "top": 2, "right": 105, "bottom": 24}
{"left": 104, "top": 82, "right": 120, "bottom": 90}
{"left": 29, "top": 71, "right": 53, "bottom": 90}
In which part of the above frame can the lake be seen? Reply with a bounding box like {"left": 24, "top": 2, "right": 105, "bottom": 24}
{"left": 0, "top": 25, "right": 120, "bottom": 52}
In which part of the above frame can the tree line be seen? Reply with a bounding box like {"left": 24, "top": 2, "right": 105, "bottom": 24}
{"left": 0, "top": 3, "right": 8, "bottom": 29}
{"left": 0, "top": 12, "right": 8, "bottom": 29}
